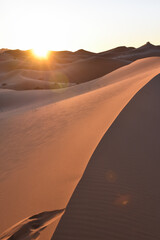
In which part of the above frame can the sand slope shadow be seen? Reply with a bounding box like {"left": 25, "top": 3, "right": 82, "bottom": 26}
{"left": 52, "top": 74, "right": 160, "bottom": 240}
{"left": 0, "top": 209, "right": 65, "bottom": 240}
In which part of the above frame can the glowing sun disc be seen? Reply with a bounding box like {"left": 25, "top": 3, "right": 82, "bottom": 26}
{"left": 32, "top": 48, "right": 49, "bottom": 59}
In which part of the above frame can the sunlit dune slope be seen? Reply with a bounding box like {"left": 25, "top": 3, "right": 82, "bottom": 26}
{"left": 0, "top": 57, "right": 160, "bottom": 240}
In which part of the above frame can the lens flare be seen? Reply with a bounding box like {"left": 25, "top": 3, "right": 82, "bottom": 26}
{"left": 49, "top": 72, "right": 69, "bottom": 90}
{"left": 106, "top": 170, "right": 117, "bottom": 183}
{"left": 114, "top": 194, "right": 131, "bottom": 206}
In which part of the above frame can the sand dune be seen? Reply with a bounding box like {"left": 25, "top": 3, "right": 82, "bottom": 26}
{"left": 98, "top": 46, "right": 135, "bottom": 58}
{"left": 0, "top": 69, "right": 74, "bottom": 90}
{"left": 2, "top": 49, "right": 95, "bottom": 66}
{"left": 1, "top": 43, "right": 159, "bottom": 90}
{"left": 0, "top": 54, "right": 61, "bottom": 72}
{"left": 53, "top": 73, "right": 160, "bottom": 240}
{"left": 1, "top": 43, "right": 160, "bottom": 65}
{"left": 0, "top": 56, "right": 129, "bottom": 90}
{"left": 73, "top": 49, "right": 96, "bottom": 57}
{"left": 0, "top": 209, "right": 65, "bottom": 240}
{"left": 117, "top": 42, "right": 160, "bottom": 61}
{"left": 97, "top": 42, "right": 160, "bottom": 61}
{"left": 51, "top": 57, "right": 130, "bottom": 84}
{"left": 0, "top": 57, "right": 160, "bottom": 239}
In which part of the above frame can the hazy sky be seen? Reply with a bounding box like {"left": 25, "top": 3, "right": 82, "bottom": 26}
{"left": 0, "top": 0, "right": 160, "bottom": 52}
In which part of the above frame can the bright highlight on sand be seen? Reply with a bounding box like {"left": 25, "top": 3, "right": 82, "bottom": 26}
{"left": 32, "top": 48, "right": 49, "bottom": 59}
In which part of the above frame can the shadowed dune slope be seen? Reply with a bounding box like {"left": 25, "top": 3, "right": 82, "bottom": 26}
{"left": 53, "top": 74, "right": 160, "bottom": 240}
{"left": 52, "top": 57, "right": 130, "bottom": 84}
{"left": 0, "top": 58, "right": 160, "bottom": 240}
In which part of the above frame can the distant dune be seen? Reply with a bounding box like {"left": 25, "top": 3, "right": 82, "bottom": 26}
{"left": 0, "top": 42, "right": 160, "bottom": 89}
{"left": 2, "top": 42, "right": 160, "bottom": 63}
{"left": 98, "top": 46, "right": 135, "bottom": 58}
{"left": 116, "top": 42, "right": 160, "bottom": 61}
{"left": 52, "top": 57, "right": 130, "bottom": 84}
{"left": 0, "top": 43, "right": 160, "bottom": 240}
{"left": 0, "top": 56, "right": 129, "bottom": 90}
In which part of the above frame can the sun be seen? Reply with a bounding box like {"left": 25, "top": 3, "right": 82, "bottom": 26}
{"left": 32, "top": 48, "right": 49, "bottom": 59}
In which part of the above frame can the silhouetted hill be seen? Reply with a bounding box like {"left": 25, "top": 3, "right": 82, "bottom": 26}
{"left": 98, "top": 46, "right": 135, "bottom": 58}
{"left": 116, "top": 42, "right": 160, "bottom": 61}
{"left": 74, "top": 49, "right": 95, "bottom": 57}
{"left": 1, "top": 42, "right": 159, "bottom": 69}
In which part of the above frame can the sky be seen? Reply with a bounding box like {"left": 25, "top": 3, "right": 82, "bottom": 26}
{"left": 0, "top": 0, "right": 160, "bottom": 52}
